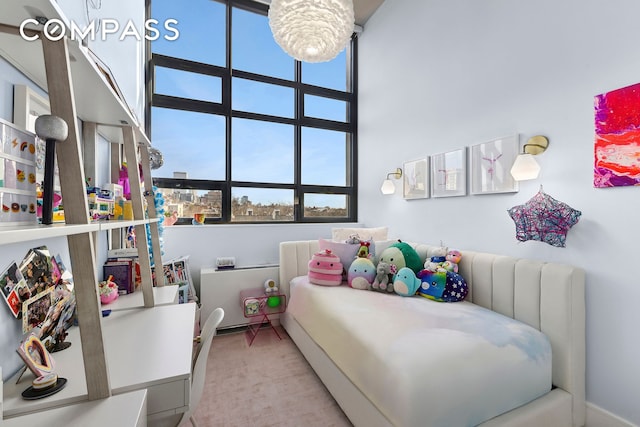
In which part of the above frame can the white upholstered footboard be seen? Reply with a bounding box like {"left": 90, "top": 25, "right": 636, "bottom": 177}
{"left": 279, "top": 240, "right": 585, "bottom": 427}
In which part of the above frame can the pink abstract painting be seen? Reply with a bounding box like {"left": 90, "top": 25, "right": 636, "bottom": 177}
{"left": 594, "top": 82, "right": 640, "bottom": 187}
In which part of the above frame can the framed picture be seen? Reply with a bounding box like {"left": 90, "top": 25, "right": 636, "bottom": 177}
{"left": 22, "top": 286, "right": 54, "bottom": 334}
{"left": 17, "top": 332, "right": 56, "bottom": 377}
{"left": 430, "top": 148, "right": 467, "bottom": 198}
{"left": 470, "top": 134, "right": 520, "bottom": 194}
{"left": 1, "top": 261, "right": 25, "bottom": 317}
{"left": 403, "top": 158, "right": 429, "bottom": 199}
{"left": 39, "top": 291, "right": 75, "bottom": 345}
{"left": 19, "top": 246, "right": 55, "bottom": 294}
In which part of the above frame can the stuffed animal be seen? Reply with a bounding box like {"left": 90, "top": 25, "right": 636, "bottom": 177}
{"left": 393, "top": 267, "right": 421, "bottom": 297}
{"left": 264, "top": 279, "right": 278, "bottom": 295}
{"left": 371, "top": 262, "right": 396, "bottom": 292}
{"left": 423, "top": 246, "right": 448, "bottom": 272}
{"left": 438, "top": 261, "right": 457, "bottom": 273}
{"left": 417, "top": 269, "right": 468, "bottom": 302}
{"left": 308, "top": 249, "right": 343, "bottom": 286}
{"left": 377, "top": 241, "right": 423, "bottom": 274}
{"left": 345, "top": 234, "right": 361, "bottom": 244}
{"left": 348, "top": 257, "right": 376, "bottom": 290}
{"left": 357, "top": 241, "right": 372, "bottom": 259}
{"left": 445, "top": 249, "right": 462, "bottom": 273}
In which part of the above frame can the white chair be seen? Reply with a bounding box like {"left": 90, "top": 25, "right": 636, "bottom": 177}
{"left": 192, "top": 307, "right": 224, "bottom": 367}
{"left": 180, "top": 307, "right": 224, "bottom": 427}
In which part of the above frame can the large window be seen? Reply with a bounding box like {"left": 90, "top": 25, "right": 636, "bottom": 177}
{"left": 148, "top": 0, "right": 357, "bottom": 224}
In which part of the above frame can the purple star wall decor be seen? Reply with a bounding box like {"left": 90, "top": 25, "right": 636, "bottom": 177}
{"left": 508, "top": 188, "right": 581, "bottom": 248}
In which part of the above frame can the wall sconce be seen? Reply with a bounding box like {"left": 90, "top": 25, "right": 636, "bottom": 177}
{"left": 381, "top": 168, "right": 403, "bottom": 195}
{"left": 510, "top": 135, "right": 549, "bottom": 181}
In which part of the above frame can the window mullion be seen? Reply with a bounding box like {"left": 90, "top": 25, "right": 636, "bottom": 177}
{"left": 294, "top": 59, "right": 303, "bottom": 221}
{"left": 223, "top": 0, "right": 233, "bottom": 222}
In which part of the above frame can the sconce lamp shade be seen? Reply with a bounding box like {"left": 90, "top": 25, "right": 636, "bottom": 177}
{"left": 510, "top": 153, "right": 541, "bottom": 181}
{"left": 381, "top": 179, "right": 396, "bottom": 195}
{"left": 381, "top": 167, "right": 402, "bottom": 195}
{"left": 268, "top": 0, "right": 355, "bottom": 63}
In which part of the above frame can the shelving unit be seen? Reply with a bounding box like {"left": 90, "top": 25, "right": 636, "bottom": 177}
{"left": 0, "top": 0, "right": 165, "bottom": 404}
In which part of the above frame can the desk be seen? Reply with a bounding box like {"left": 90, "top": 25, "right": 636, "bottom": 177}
{"left": 2, "top": 303, "right": 195, "bottom": 424}
{"left": 3, "top": 389, "right": 147, "bottom": 427}
{"left": 105, "top": 286, "right": 179, "bottom": 311}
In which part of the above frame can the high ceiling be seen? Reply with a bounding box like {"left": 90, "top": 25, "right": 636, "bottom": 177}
{"left": 258, "top": 0, "right": 385, "bottom": 27}
{"left": 354, "top": 0, "right": 386, "bottom": 26}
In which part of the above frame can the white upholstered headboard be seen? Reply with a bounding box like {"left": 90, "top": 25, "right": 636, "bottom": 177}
{"left": 279, "top": 240, "right": 586, "bottom": 427}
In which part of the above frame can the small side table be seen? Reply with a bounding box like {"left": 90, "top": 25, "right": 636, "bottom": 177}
{"left": 239, "top": 288, "right": 287, "bottom": 346}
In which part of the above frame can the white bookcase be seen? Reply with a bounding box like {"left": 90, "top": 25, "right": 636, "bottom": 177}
{"left": 0, "top": 0, "right": 164, "bottom": 404}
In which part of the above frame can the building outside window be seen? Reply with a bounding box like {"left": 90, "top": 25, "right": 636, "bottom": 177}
{"left": 148, "top": 0, "right": 358, "bottom": 224}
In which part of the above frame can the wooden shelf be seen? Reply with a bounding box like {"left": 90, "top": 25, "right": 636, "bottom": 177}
{"left": 0, "top": 0, "right": 142, "bottom": 142}
{"left": 0, "top": 223, "right": 98, "bottom": 245}
{"left": 104, "top": 286, "right": 179, "bottom": 312}
{"left": 0, "top": 218, "right": 161, "bottom": 245}
{"left": 96, "top": 217, "right": 160, "bottom": 231}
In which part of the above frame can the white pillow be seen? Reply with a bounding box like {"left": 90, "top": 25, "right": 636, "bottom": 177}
{"left": 332, "top": 226, "right": 388, "bottom": 242}
{"left": 373, "top": 239, "right": 398, "bottom": 257}
{"left": 319, "top": 238, "right": 375, "bottom": 273}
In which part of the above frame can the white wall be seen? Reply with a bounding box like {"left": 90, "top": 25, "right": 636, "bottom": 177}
{"left": 358, "top": 0, "right": 640, "bottom": 424}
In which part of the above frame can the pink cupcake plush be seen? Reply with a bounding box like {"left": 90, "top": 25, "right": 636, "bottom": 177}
{"left": 99, "top": 275, "right": 119, "bottom": 305}
{"left": 308, "top": 249, "right": 343, "bottom": 286}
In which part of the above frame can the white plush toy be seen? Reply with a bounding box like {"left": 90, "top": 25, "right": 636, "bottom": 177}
{"left": 423, "top": 246, "right": 448, "bottom": 272}
{"left": 264, "top": 279, "right": 278, "bottom": 295}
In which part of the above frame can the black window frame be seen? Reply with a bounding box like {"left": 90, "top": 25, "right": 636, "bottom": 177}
{"left": 146, "top": 0, "right": 358, "bottom": 224}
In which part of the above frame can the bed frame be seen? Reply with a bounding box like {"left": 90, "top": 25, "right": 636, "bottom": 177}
{"left": 279, "top": 240, "right": 585, "bottom": 427}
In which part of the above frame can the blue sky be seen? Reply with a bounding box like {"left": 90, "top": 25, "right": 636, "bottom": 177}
{"left": 150, "top": 1, "right": 348, "bottom": 207}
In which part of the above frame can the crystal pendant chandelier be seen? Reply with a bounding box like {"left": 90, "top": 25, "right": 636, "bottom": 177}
{"left": 268, "top": 0, "right": 355, "bottom": 63}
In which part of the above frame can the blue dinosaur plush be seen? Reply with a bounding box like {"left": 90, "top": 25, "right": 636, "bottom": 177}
{"left": 417, "top": 269, "right": 468, "bottom": 302}
{"left": 392, "top": 267, "right": 421, "bottom": 297}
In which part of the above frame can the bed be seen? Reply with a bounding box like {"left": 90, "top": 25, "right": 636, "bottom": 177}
{"left": 278, "top": 240, "right": 585, "bottom": 427}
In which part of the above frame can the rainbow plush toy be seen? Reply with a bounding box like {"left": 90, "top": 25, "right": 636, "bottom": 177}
{"left": 417, "top": 270, "right": 468, "bottom": 302}
{"left": 308, "top": 249, "right": 343, "bottom": 286}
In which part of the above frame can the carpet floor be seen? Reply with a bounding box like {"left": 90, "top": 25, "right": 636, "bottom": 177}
{"left": 186, "top": 325, "right": 353, "bottom": 427}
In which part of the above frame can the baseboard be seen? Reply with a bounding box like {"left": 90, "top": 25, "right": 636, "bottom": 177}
{"left": 586, "top": 402, "right": 637, "bottom": 427}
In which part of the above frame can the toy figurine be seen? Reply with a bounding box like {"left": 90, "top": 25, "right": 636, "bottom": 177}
{"left": 264, "top": 279, "right": 278, "bottom": 295}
